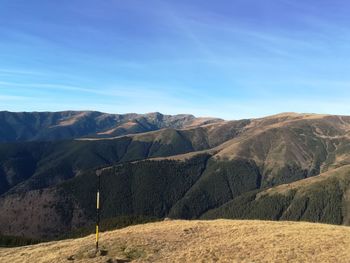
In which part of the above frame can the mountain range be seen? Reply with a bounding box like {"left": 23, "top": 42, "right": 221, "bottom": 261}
{"left": 0, "top": 111, "right": 349, "bottom": 240}
{"left": 0, "top": 111, "right": 222, "bottom": 142}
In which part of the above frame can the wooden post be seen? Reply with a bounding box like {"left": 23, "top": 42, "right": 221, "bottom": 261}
{"left": 96, "top": 170, "right": 101, "bottom": 251}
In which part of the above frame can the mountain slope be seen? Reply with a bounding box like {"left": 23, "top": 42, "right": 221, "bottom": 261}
{"left": 167, "top": 113, "right": 350, "bottom": 219}
{"left": 1, "top": 220, "right": 349, "bottom": 263}
{"left": 202, "top": 164, "right": 350, "bottom": 224}
{"left": 0, "top": 118, "right": 249, "bottom": 196}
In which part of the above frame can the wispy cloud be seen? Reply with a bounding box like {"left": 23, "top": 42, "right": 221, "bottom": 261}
{"left": 0, "top": 68, "right": 45, "bottom": 76}
{"left": 0, "top": 80, "right": 200, "bottom": 104}
{"left": 0, "top": 94, "right": 31, "bottom": 100}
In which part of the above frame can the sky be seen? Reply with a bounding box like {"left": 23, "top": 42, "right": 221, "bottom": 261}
{"left": 0, "top": 0, "right": 350, "bottom": 120}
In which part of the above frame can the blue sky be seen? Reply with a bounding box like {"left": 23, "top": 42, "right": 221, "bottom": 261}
{"left": 0, "top": 0, "right": 350, "bottom": 119}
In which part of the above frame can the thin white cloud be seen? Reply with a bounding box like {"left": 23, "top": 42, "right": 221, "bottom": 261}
{"left": 0, "top": 80, "right": 198, "bottom": 104}
{"left": 0, "top": 68, "right": 45, "bottom": 76}
{"left": 0, "top": 94, "right": 31, "bottom": 100}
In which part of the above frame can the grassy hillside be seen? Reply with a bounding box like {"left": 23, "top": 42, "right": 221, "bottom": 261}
{"left": 1, "top": 220, "right": 349, "bottom": 262}
{"left": 0, "top": 235, "right": 42, "bottom": 248}
{"left": 57, "top": 215, "right": 161, "bottom": 240}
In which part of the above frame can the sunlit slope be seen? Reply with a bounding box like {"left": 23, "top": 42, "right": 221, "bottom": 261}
{"left": 0, "top": 111, "right": 223, "bottom": 142}
{"left": 169, "top": 114, "right": 350, "bottom": 218}
{"left": 1, "top": 220, "right": 349, "bottom": 263}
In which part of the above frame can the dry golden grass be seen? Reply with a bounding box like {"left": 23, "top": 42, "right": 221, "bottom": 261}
{"left": 1, "top": 220, "right": 349, "bottom": 263}
{"left": 183, "top": 117, "right": 223, "bottom": 128}
{"left": 54, "top": 112, "right": 89, "bottom": 127}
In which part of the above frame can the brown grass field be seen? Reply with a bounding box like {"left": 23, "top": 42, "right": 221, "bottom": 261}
{"left": 0, "top": 219, "right": 349, "bottom": 262}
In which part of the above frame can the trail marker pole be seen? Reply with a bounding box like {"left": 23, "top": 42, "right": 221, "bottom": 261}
{"left": 96, "top": 170, "right": 101, "bottom": 252}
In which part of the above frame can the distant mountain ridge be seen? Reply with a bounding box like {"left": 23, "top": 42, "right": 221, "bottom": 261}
{"left": 0, "top": 111, "right": 223, "bottom": 142}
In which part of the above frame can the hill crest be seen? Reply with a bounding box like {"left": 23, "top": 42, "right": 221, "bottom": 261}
{"left": 1, "top": 219, "right": 349, "bottom": 263}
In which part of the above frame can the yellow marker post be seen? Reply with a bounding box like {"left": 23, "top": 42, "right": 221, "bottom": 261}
{"left": 95, "top": 225, "right": 99, "bottom": 248}
{"left": 95, "top": 170, "right": 101, "bottom": 251}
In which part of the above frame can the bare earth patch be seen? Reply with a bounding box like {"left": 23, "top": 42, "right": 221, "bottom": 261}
{"left": 1, "top": 219, "right": 349, "bottom": 263}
